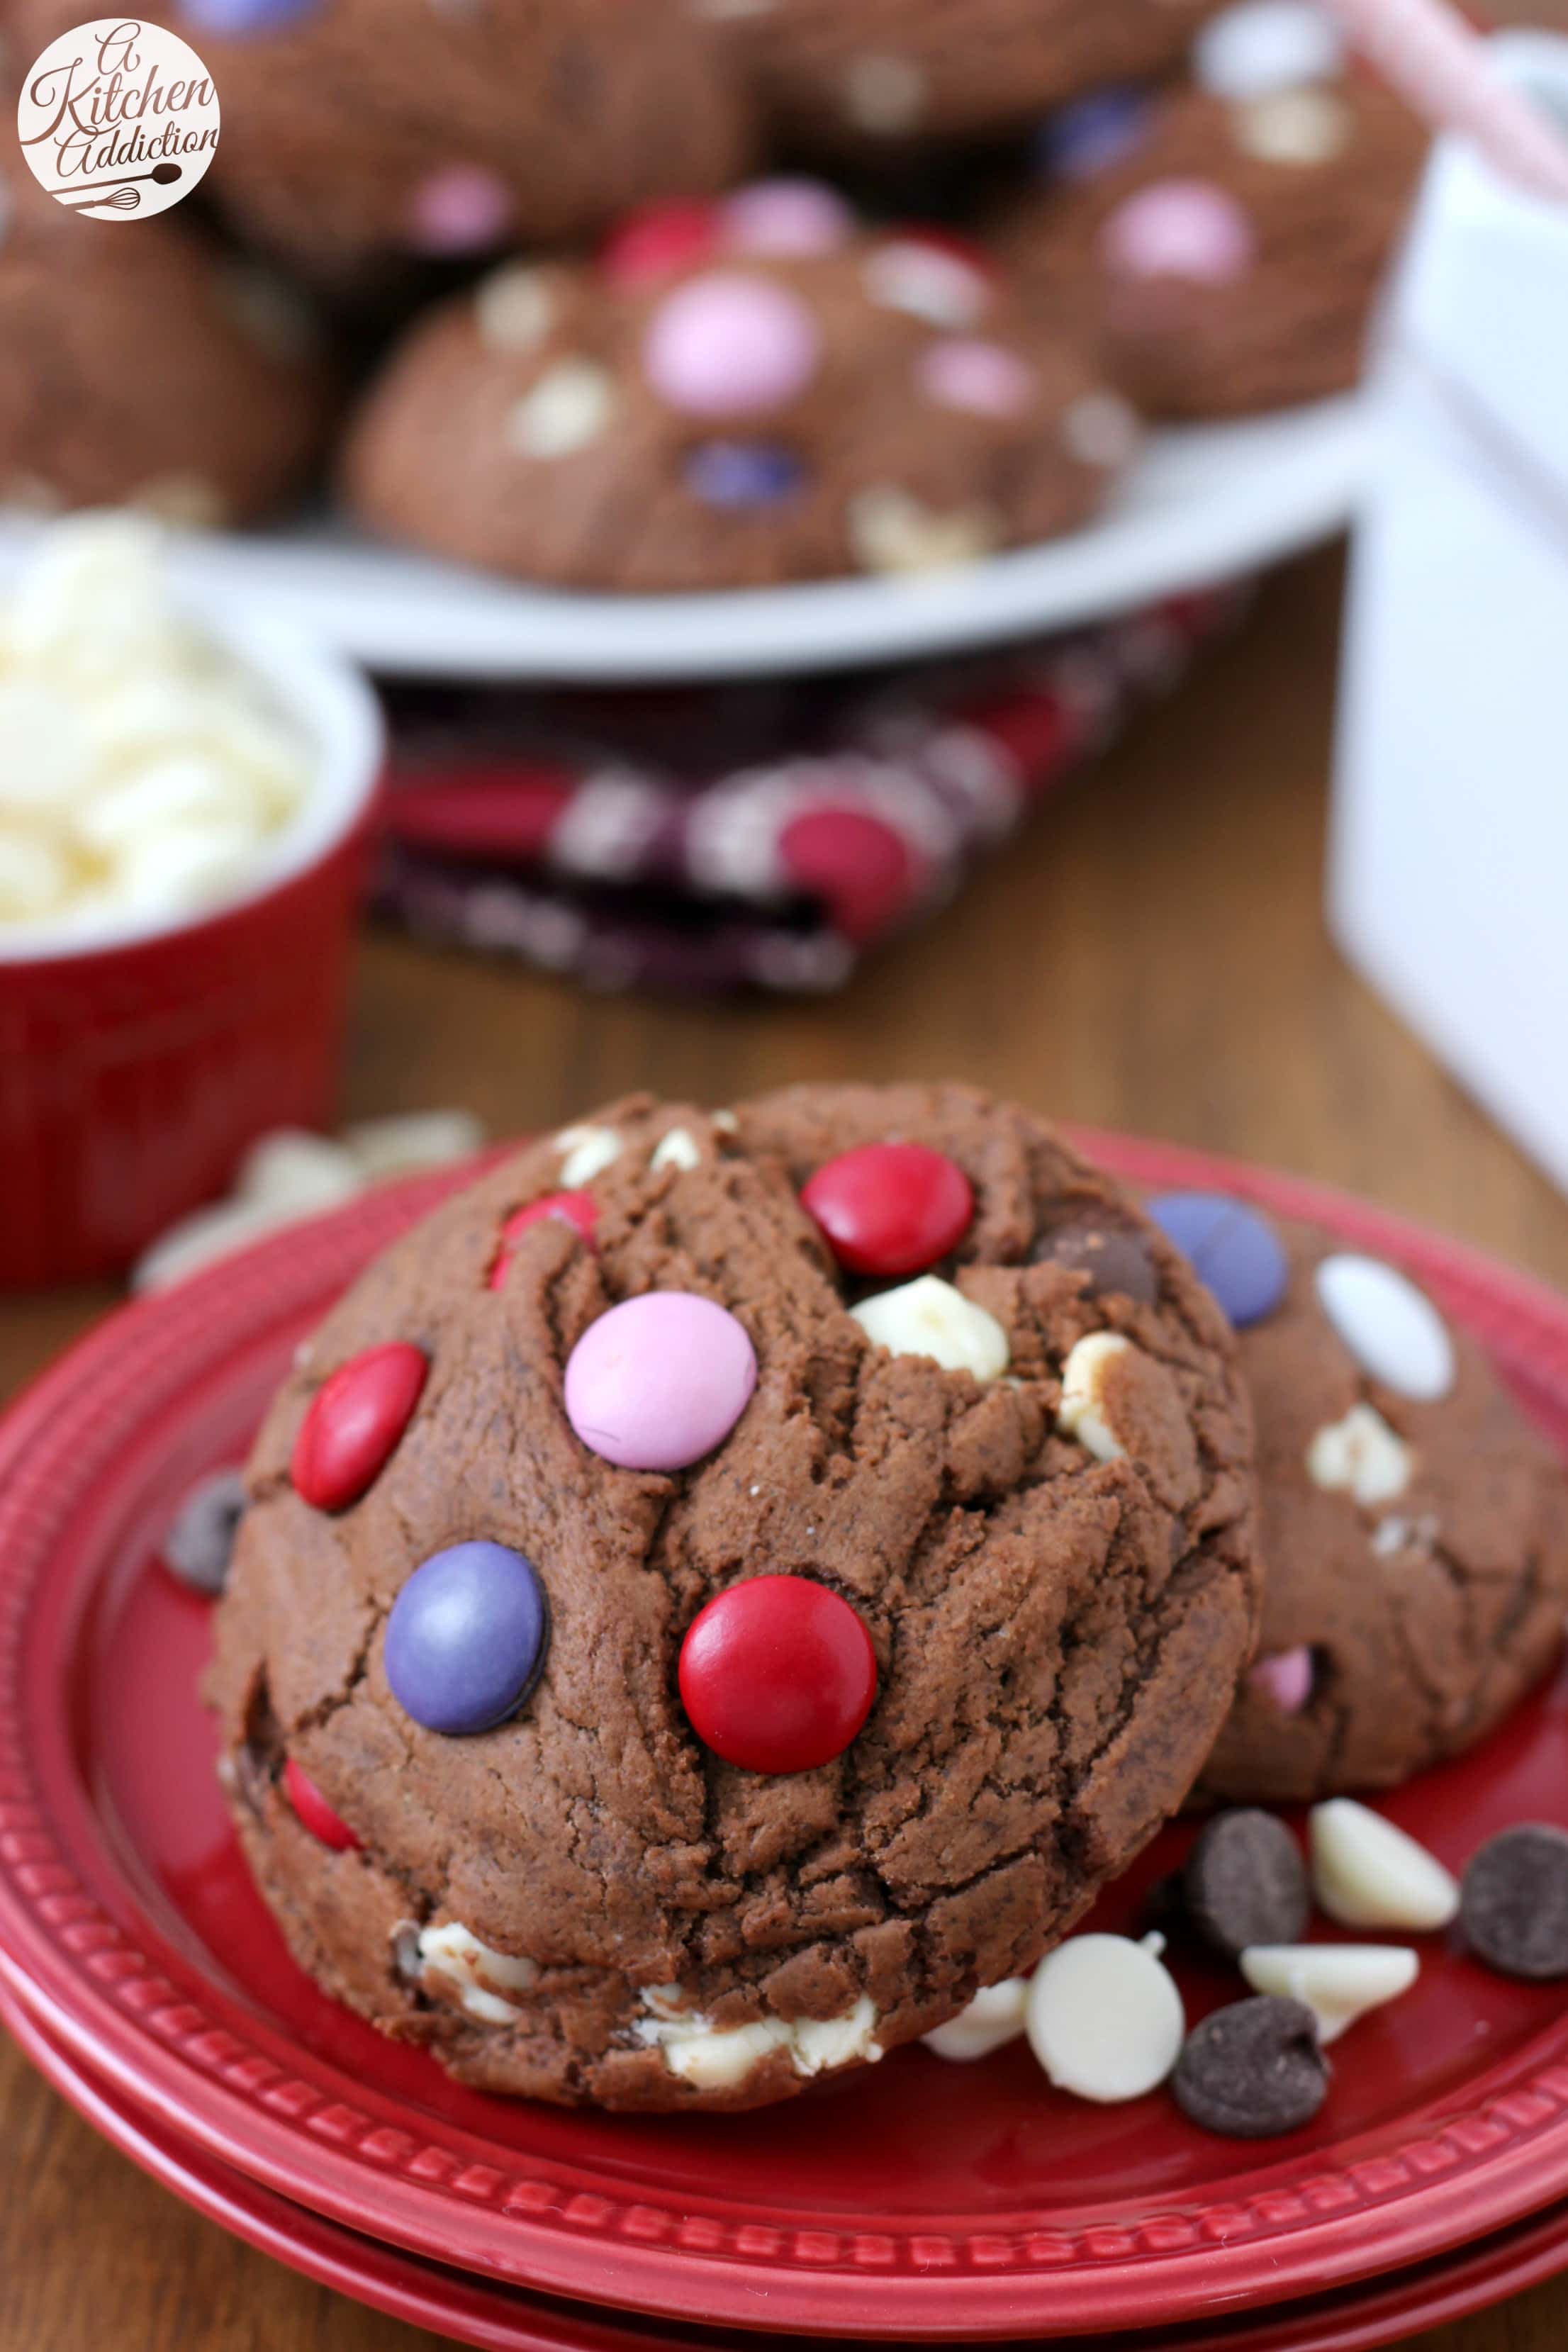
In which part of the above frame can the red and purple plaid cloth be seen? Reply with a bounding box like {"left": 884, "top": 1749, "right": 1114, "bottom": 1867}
{"left": 376, "top": 588, "right": 1245, "bottom": 995}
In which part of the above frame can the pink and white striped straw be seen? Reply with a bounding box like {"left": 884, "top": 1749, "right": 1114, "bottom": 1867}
{"left": 1320, "top": 0, "right": 1568, "bottom": 201}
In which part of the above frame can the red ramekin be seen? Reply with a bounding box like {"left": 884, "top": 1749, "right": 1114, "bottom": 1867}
{"left": 0, "top": 620, "right": 384, "bottom": 1289}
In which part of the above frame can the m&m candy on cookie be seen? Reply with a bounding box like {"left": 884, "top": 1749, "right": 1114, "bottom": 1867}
{"left": 291, "top": 1341, "right": 427, "bottom": 1511}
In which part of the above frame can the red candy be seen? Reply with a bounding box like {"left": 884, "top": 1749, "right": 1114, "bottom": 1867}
{"left": 291, "top": 1342, "right": 427, "bottom": 1513}
{"left": 802, "top": 1142, "right": 973, "bottom": 1278}
{"left": 678, "top": 1575, "right": 878, "bottom": 1775}
{"left": 600, "top": 200, "right": 717, "bottom": 288}
{"left": 488, "top": 1191, "right": 598, "bottom": 1292}
{"left": 284, "top": 1757, "right": 361, "bottom": 1852}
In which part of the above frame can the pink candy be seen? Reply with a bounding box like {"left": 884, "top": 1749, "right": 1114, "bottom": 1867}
{"left": 405, "top": 164, "right": 515, "bottom": 256}
{"left": 643, "top": 273, "right": 821, "bottom": 418}
{"left": 916, "top": 338, "right": 1037, "bottom": 419}
{"left": 721, "top": 179, "right": 854, "bottom": 259}
{"left": 1250, "top": 1647, "right": 1315, "bottom": 1713}
{"left": 564, "top": 1292, "right": 757, "bottom": 1472}
{"left": 1099, "top": 179, "right": 1256, "bottom": 285}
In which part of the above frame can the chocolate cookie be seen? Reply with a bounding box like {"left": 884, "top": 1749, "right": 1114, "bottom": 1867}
{"left": 707, "top": 0, "right": 1221, "bottom": 155}
{"left": 1175, "top": 1204, "right": 1568, "bottom": 1803}
{"left": 211, "top": 1082, "right": 1260, "bottom": 2112}
{"left": 340, "top": 184, "right": 1140, "bottom": 591}
{"left": 999, "top": 29, "right": 1426, "bottom": 417}
{"left": 0, "top": 169, "right": 332, "bottom": 526}
{"left": 13, "top": 0, "right": 751, "bottom": 294}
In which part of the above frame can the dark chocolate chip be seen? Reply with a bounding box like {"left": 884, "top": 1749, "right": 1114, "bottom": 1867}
{"left": 1034, "top": 1216, "right": 1158, "bottom": 1305}
{"left": 162, "top": 1469, "right": 248, "bottom": 1596}
{"left": 1462, "top": 1824, "right": 1568, "bottom": 1980}
{"left": 1173, "top": 1997, "right": 1329, "bottom": 2139}
{"left": 1184, "top": 1809, "right": 1310, "bottom": 1960}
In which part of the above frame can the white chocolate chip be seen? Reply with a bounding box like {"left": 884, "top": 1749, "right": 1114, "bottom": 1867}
{"left": 842, "top": 50, "right": 926, "bottom": 133}
{"left": 235, "top": 1128, "right": 364, "bottom": 1214}
{"left": 130, "top": 1194, "right": 318, "bottom": 1292}
{"left": 651, "top": 1126, "right": 702, "bottom": 1173}
{"left": 418, "top": 1921, "right": 539, "bottom": 2026}
{"left": 1026, "top": 1934, "right": 1185, "bottom": 2102}
{"left": 1232, "top": 86, "right": 1350, "bottom": 165}
{"left": 1310, "top": 1799, "right": 1460, "bottom": 1932}
{"left": 130, "top": 474, "right": 230, "bottom": 532}
{"left": 1060, "top": 390, "right": 1142, "bottom": 471}
{"left": 712, "top": 1109, "right": 738, "bottom": 1132}
{"left": 342, "top": 1109, "right": 487, "bottom": 1179}
{"left": 0, "top": 828, "right": 72, "bottom": 917}
{"left": 1370, "top": 1511, "right": 1440, "bottom": 1559}
{"left": 1241, "top": 1943, "right": 1418, "bottom": 2044}
{"left": 554, "top": 1123, "right": 622, "bottom": 1186}
{"left": 851, "top": 1274, "right": 1009, "bottom": 1379}
{"left": 635, "top": 1992, "right": 881, "bottom": 2087}
{"left": 1314, "top": 1255, "right": 1456, "bottom": 1401}
{"left": 474, "top": 263, "right": 555, "bottom": 353}
{"left": 1194, "top": 0, "right": 1345, "bottom": 100}
{"left": 1055, "top": 1331, "right": 1131, "bottom": 1461}
{"left": 922, "top": 1978, "right": 1030, "bottom": 2061}
{"left": 1306, "top": 1403, "right": 1413, "bottom": 1507}
{"left": 847, "top": 486, "right": 998, "bottom": 576}
{"left": 861, "top": 240, "right": 987, "bottom": 327}
{"left": 507, "top": 359, "right": 616, "bottom": 459}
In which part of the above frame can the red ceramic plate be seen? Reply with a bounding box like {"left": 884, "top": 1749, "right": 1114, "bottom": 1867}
{"left": 4, "top": 1138, "right": 1568, "bottom": 2343}
{"left": 9, "top": 1964, "right": 1568, "bottom": 2352}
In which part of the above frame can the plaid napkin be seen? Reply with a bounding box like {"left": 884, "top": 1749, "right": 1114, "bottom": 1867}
{"left": 376, "top": 588, "right": 1246, "bottom": 995}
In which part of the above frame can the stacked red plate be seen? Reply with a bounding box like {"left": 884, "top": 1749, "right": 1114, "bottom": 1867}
{"left": 5, "top": 1132, "right": 1568, "bottom": 2352}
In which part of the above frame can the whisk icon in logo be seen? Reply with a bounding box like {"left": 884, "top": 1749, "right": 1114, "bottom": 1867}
{"left": 16, "top": 18, "right": 220, "bottom": 218}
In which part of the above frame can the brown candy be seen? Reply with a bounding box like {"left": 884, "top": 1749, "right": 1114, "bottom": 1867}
{"left": 1173, "top": 1996, "right": 1330, "bottom": 2139}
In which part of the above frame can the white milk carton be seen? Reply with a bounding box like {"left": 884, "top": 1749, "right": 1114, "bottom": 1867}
{"left": 1331, "top": 30, "right": 1568, "bottom": 1192}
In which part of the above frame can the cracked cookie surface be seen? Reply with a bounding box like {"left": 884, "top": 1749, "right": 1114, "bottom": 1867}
{"left": 211, "top": 1082, "right": 1259, "bottom": 2110}
{"left": 1200, "top": 1215, "right": 1568, "bottom": 1804}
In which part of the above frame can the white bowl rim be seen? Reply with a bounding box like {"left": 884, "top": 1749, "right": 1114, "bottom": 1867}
{"left": 0, "top": 603, "right": 384, "bottom": 966}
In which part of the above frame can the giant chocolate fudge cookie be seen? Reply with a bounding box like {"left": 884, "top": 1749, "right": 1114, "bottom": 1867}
{"left": 213, "top": 1085, "right": 1260, "bottom": 2112}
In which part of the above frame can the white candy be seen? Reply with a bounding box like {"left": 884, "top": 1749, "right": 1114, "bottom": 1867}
{"left": 0, "top": 681, "right": 93, "bottom": 811}
{"left": 1311, "top": 1799, "right": 1461, "bottom": 1932}
{"left": 1314, "top": 1255, "right": 1456, "bottom": 1401}
{"left": 851, "top": 1274, "right": 1009, "bottom": 1379}
{"left": 1055, "top": 1331, "right": 1132, "bottom": 1462}
{"left": 554, "top": 1122, "right": 622, "bottom": 1186}
{"left": 636, "top": 1991, "right": 882, "bottom": 2088}
{"left": 861, "top": 242, "right": 987, "bottom": 328}
{"left": 342, "top": 1109, "right": 487, "bottom": 1179}
{"left": 418, "top": 1921, "right": 539, "bottom": 2026}
{"left": 1233, "top": 86, "right": 1350, "bottom": 165}
{"left": 847, "top": 486, "right": 998, "bottom": 575}
{"left": 1241, "top": 1943, "right": 1418, "bottom": 2044}
{"left": 922, "top": 1978, "right": 1031, "bottom": 2061}
{"left": 0, "top": 828, "right": 72, "bottom": 917}
{"left": 651, "top": 1126, "right": 702, "bottom": 1172}
{"left": 508, "top": 359, "right": 616, "bottom": 459}
{"left": 1194, "top": 0, "right": 1345, "bottom": 101}
{"left": 1060, "top": 391, "right": 1143, "bottom": 471}
{"left": 1306, "top": 1402, "right": 1413, "bottom": 1506}
{"left": 235, "top": 1128, "right": 364, "bottom": 1213}
{"left": 72, "top": 753, "right": 264, "bottom": 858}
{"left": 108, "top": 819, "right": 264, "bottom": 916}
{"left": 474, "top": 263, "right": 555, "bottom": 353}
{"left": 1026, "top": 1934, "right": 1185, "bottom": 2103}
{"left": 130, "top": 1195, "right": 310, "bottom": 1292}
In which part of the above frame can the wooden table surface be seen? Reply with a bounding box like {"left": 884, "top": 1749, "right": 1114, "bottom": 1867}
{"left": 4, "top": 546, "right": 1568, "bottom": 2350}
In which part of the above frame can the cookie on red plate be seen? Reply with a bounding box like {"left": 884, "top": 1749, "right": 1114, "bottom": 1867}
{"left": 1000, "top": 3, "right": 1426, "bottom": 417}
{"left": 211, "top": 1083, "right": 1260, "bottom": 2111}
{"left": 340, "top": 183, "right": 1142, "bottom": 590}
{"left": 1142, "top": 1197, "right": 1568, "bottom": 1803}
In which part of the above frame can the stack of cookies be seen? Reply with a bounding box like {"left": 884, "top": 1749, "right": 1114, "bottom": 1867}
{"left": 1, "top": 0, "right": 1427, "bottom": 586}
{"left": 201, "top": 1083, "right": 1568, "bottom": 2117}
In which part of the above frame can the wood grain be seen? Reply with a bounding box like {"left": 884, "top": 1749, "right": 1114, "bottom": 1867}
{"left": 3, "top": 542, "right": 1567, "bottom": 2350}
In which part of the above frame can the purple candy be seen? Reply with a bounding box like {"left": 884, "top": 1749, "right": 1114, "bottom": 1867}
{"left": 1035, "top": 86, "right": 1151, "bottom": 183}
{"left": 1147, "top": 1192, "right": 1288, "bottom": 1329}
{"left": 685, "top": 441, "right": 804, "bottom": 508}
{"left": 385, "top": 1541, "right": 548, "bottom": 1736}
{"left": 178, "top": 0, "right": 318, "bottom": 31}
{"left": 564, "top": 1291, "right": 757, "bottom": 1471}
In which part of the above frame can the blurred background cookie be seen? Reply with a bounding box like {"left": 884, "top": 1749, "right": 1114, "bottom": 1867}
{"left": 1000, "top": 4, "right": 1426, "bottom": 416}
{"left": 1150, "top": 1200, "right": 1568, "bottom": 1803}
{"left": 340, "top": 183, "right": 1141, "bottom": 591}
